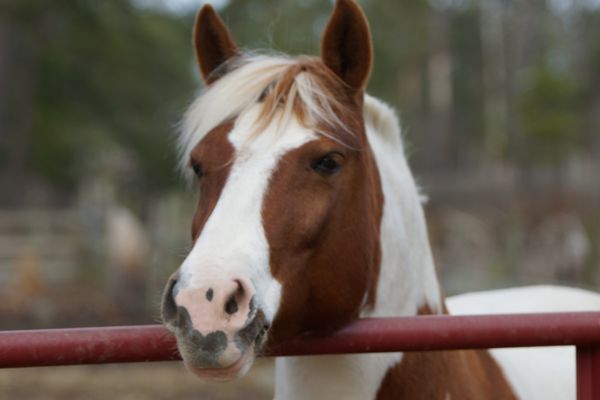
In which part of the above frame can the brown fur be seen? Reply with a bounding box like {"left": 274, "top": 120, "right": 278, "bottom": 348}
{"left": 375, "top": 305, "right": 517, "bottom": 399}
{"left": 190, "top": 121, "right": 235, "bottom": 240}
{"left": 376, "top": 350, "right": 518, "bottom": 400}
{"left": 194, "top": 5, "right": 239, "bottom": 84}
{"left": 261, "top": 82, "right": 383, "bottom": 344}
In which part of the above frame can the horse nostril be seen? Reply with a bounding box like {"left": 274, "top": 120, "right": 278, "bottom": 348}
{"left": 225, "top": 295, "right": 238, "bottom": 315}
{"left": 224, "top": 279, "right": 247, "bottom": 315}
{"left": 161, "top": 276, "right": 179, "bottom": 325}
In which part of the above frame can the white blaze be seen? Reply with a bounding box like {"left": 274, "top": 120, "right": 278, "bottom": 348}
{"left": 177, "top": 105, "right": 317, "bottom": 325}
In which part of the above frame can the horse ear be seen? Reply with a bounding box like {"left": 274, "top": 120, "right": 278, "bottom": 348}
{"left": 321, "top": 0, "right": 373, "bottom": 92}
{"left": 194, "top": 5, "right": 239, "bottom": 84}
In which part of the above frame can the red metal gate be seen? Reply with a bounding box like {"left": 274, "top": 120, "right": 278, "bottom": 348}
{"left": 1, "top": 312, "right": 600, "bottom": 399}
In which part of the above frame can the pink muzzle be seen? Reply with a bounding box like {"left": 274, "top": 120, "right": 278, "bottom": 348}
{"left": 161, "top": 273, "right": 268, "bottom": 378}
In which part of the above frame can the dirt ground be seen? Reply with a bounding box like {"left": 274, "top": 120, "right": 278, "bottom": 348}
{"left": 0, "top": 359, "right": 274, "bottom": 399}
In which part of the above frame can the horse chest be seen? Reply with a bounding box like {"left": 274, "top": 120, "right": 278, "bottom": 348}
{"left": 275, "top": 350, "right": 517, "bottom": 400}
{"left": 274, "top": 353, "right": 402, "bottom": 400}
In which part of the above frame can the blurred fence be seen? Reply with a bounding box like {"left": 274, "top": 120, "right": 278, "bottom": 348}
{"left": 0, "top": 210, "right": 81, "bottom": 286}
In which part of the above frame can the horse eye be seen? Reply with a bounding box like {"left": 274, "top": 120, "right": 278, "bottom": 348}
{"left": 191, "top": 162, "right": 204, "bottom": 178}
{"left": 311, "top": 152, "right": 344, "bottom": 174}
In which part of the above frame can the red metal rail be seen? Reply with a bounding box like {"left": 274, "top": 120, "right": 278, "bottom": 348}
{"left": 1, "top": 312, "right": 600, "bottom": 399}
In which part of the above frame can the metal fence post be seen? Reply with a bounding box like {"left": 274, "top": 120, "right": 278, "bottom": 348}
{"left": 577, "top": 346, "right": 600, "bottom": 400}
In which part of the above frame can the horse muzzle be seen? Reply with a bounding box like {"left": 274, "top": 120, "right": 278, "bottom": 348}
{"left": 161, "top": 273, "right": 269, "bottom": 380}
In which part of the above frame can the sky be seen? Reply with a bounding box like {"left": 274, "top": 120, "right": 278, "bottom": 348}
{"left": 133, "top": 0, "right": 229, "bottom": 14}
{"left": 137, "top": 0, "right": 600, "bottom": 15}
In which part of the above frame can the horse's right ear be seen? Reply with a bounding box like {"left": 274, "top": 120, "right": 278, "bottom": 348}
{"left": 193, "top": 5, "right": 239, "bottom": 85}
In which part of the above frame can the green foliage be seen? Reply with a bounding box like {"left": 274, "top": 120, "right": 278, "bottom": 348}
{"left": 362, "top": 0, "right": 431, "bottom": 105}
{"left": 222, "top": 0, "right": 331, "bottom": 55}
{"left": 519, "top": 66, "right": 579, "bottom": 162}
{"left": 219, "top": 0, "right": 431, "bottom": 107}
{"left": 3, "top": 0, "right": 196, "bottom": 191}
{"left": 449, "top": 6, "right": 484, "bottom": 164}
{"left": 2, "top": 0, "right": 600, "bottom": 199}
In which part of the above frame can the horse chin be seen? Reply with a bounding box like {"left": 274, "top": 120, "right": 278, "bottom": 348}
{"left": 183, "top": 346, "right": 256, "bottom": 382}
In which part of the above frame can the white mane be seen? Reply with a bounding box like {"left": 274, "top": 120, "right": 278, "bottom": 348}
{"left": 363, "top": 94, "right": 404, "bottom": 149}
{"left": 179, "top": 55, "right": 294, "bottom": 171}
{"left": 178, "top": 55, "right": 406, "bottom": 174}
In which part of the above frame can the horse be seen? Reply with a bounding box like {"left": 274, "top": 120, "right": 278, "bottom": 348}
{"left": 160, "top": 1, "right": 600, "bottom": 398}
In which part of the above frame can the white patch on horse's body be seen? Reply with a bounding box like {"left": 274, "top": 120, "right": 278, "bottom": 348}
{"left": 448, "top": 285, "right": 600, "bottom": 400}
{"left": 274, "top": 95, "right": 444, "bottom": 400}
{"left": 178, "top": 104, "right": 317, "bottom": 327}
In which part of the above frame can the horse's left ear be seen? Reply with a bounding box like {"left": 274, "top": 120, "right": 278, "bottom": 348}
{"left": 194, "top": 5, "right": 239, "bottom": 84}
{"left": 321, "top": 0, "right": 373, "bottom": 92}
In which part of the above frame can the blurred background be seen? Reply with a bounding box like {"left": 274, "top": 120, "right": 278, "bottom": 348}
{"left": 0, "top": 0, "right": 599, "bottom": 398}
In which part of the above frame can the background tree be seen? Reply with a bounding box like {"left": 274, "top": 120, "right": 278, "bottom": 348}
{"left": 1, "top": 0, "right": 599, "bottom": 205}
{"left": 519, "top": 65, "right": 578, "bottom": 167}
{"left": 0, "top": 1, "right": 196, "bottom": 205}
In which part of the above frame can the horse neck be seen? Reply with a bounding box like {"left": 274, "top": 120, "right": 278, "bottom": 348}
{"left": 274, "top": 100, "right": 446, "bottom": 400}
{"left": 319, "top": 120, "right": 516, "bottom": 399}
{"left": 363, "top": 108, "right": 444, "bottom": 319}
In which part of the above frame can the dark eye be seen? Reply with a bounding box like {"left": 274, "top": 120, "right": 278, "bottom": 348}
{"left": 191, "top": 162, "right": 204, "bottom": 178}
{"left": 311, "top": 152, "right": 344, "bottom": 174}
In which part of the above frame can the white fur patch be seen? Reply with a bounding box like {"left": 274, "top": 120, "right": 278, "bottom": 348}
{"left": 275, "top": 353, "right": 400, "bottom": 400}
{"left": 362, "top": 95, "right": 443, "bottom": 318}
{"left": 363, "top": 95, "right": 403, "bottom": 146}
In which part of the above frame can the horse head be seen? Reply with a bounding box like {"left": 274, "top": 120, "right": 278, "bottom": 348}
{"left": 160, "top": 0, "right": 386, "bottom": 380}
